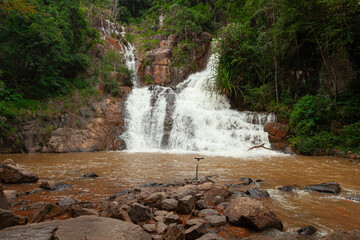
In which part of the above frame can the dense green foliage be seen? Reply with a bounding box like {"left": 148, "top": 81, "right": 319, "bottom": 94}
{"left": 1, "top": 0, "right": 359, "bottom": 155}
{"left": 0, "top": 0, "right": 99, "bottom": 99}
{"left": 208, "top": 0, "right": 360, "bottom": 155}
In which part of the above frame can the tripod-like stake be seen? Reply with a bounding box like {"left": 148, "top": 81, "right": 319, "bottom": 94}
{"left": 195, "top": 157, "right": 204, "bottom": 181}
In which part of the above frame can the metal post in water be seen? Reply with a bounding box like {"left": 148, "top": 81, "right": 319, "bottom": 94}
{"left": 195, "top": 157, "right": 204, "bottom": 182}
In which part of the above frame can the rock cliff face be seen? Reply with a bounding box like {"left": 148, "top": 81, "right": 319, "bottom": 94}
{"left": 0, "top": 88, "right": 131, "bottom": 153}
{"left": 138, "top": 33, "right": 211, "bottom": 86}
{"left": 40, "top": 90, "right": 130, "bottom": 153}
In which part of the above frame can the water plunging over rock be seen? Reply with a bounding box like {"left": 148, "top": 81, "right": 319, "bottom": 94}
{"left": 121, "top": 53, "right": 280, "bottom": 157}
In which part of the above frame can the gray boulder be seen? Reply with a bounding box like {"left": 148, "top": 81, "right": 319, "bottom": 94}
{"left": 100, "top": 201, "right": 131, "bottom": 222}
{"left": 185, "top": 218, "right": 205, "bottom": 227}
{"left": 164, "top": 213, "right": 182, "bottom": 225}
{"left": 184, "top": 223, "right": 207, "bottom": 240}
{"left": 128, "top": 203, "right": 152, "bottom": 224}
{"left": 0, "top": 215, "right": 151, "bottom": 240}
{"left": 305, "top": 182, "right": 341, "bottom": 194}
{"left": 31, "top": 203, "right": 64, "bottom": 223}
{"left": 204, "top": 215, "right": 226, "bottom": 227}
{"left": 0, "top": 162, "right": 38, "bottom": 184}
{"left": 175, "top": 185, "right": 198, "bottom": 199}
{"left": 141, "top": 192, "right": 167, "bottom": 208}
{"left": 177, "top": 195, "right": 195, "bottom": 214}
{"left": 0, "top": 209, "right": 27, "bottom": 230}
{"left": 165, "top": 223, "right": 185, "bottom": 240}
{"left": 224, "top": 197, "right": 283, "bottom": 231}
{"left": 198, "top": 209, "right": 219, "bottom": 218}
{"left": 39, "top": 181, "right": 72, "bottom": 191}
{"left": 162, "top": 198, "right": 178, "bottom": 211}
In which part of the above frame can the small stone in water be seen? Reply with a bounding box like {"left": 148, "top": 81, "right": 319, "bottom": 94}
{"left": 83, "top": 172, "right": 99, "bottom": 178}
{"left": 298, "top": 225, "right": 317, "bottom": 235}
{"left": 18, "top": 205, "right": 29, "bottom": 211}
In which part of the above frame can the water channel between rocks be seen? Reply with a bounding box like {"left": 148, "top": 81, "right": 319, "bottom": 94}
{"left": 2, "top": 152, "right": 360, "bottom": 235}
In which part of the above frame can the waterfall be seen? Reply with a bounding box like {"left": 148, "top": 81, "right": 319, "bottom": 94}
{"left": 121, "top": 47, "right": 282, "bottom": 157}
{"left": 120, "top": 26, "right": 138, "bottom": 86}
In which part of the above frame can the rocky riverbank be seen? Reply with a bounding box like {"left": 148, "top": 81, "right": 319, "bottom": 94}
{"left": 1, "top": 159, "right": 359, "bottom": 240}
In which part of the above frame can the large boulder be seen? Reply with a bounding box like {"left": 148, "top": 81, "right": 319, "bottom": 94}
{"left": 162, "top": 198, "right": 178, "bottom": 211}
{"left": 128, "top": 203, "right": 152, "bottom": 224}
{"left": 177, "top": 195, "right": 195, "bottom": 215}
{"left": 224, "top": 197, "right": 283, "bottom": 231}
{"left": 305, "top": 182, "right": 341, "bottom": 194}
{"left": 203, "top": 184, "right": 231, "bottom": 204}
{"left": 246, "top": 188, "right": 270, "bottom": 198}
{"left": 0, "top": 184, "right": 9, "bottom": 210}
{"left": 0, "top": 161, "right": 39, "bottom": 184}
{"left": 100, "top": 201, "right": 131, "bottom": 222}
{"left": 164, "top": 213, "right": 182, "bottom": 225}
{"left": 198, "top": 209, "right": 219, "bottom": 218}
{"left": 165, "top": 223, "right": 185, "bottom": 240}
{"left": 141, "top": 192, "right": 167, "bottom": 208}
{"left": 39, "top": 181, "right": 72, "bottom": 191}
{"left": 175, "top": 185, "right": 198, "bottom": 199}
{"left": 204, "top": 215, "right": 226, "bottom": 227}
{"left": 185, "top": 222, "right": 207, "bottom": 240}
{"left": 31, "top": 203, "right": 64, "bottom": 223}
{"left": 0, "top": 215, "right": 151, "bottom": 240}
{"left": 0, "top": 209, "right": 27, "bottom": 230}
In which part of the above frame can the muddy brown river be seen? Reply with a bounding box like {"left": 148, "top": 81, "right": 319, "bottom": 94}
{"left": 2, "top": 152, "right": 360, "bottom": 236}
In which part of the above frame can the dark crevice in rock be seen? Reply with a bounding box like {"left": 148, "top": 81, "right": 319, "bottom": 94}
{"left": 49, "top": 226, "right": 59, "bottom": 240}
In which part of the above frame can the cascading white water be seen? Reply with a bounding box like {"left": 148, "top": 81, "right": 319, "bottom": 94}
{"left": 120, "top": 26, "right": 138, "bottom": 86}
{"left": 121, "top": 46, "right": 282, "bottom": 157}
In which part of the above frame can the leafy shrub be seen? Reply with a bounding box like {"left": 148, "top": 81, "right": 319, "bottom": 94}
{"left": 289, "top": 95, "right": 334, "bottom": 136}
{"left": 0, "top": 0, "right": 99, "bottom": 99}
{"left": 341, "top": 121, "right": 360, "bottom": 153}
{"left": 117, "top": 66, "right": 134, "bottom": 87}
{"left": 171, "top": 41, "right": 195, "bottom": 67}
{"left": 290, "top": 135, "right": 319, "bottom": 155}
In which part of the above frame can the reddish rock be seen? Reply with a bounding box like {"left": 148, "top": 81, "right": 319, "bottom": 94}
{"left": 0, "top": 209, "right": 27, "bottom": 230}
{"left": 264, "top": 123, "right": 290, "bottom": 153}
{"left": 0, "top": 162, "right": 39, "bottom": 184}
{"left": 224, "top": 197, "right": 283, "bottom": 231}
{"left": 31, "top": 203, "right": 64, "bottom": 223}
{"left": 138, "top": 32, "right": 211, "bottom": 87}
{"left": 100, "top": 201, "right": 131, "bottom": 222}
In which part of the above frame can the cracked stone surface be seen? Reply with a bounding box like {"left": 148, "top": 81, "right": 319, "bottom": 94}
{"left": 0, "top": 216, "right": 151, "bottom": 240}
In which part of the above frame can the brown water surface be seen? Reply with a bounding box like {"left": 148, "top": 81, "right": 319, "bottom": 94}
{"left": 2, "top": 152, "right": 360, "bottom": 234}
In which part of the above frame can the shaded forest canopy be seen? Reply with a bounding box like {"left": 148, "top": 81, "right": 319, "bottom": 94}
{"left": 0, "top": 0, "right": 359, "bottom": 155}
